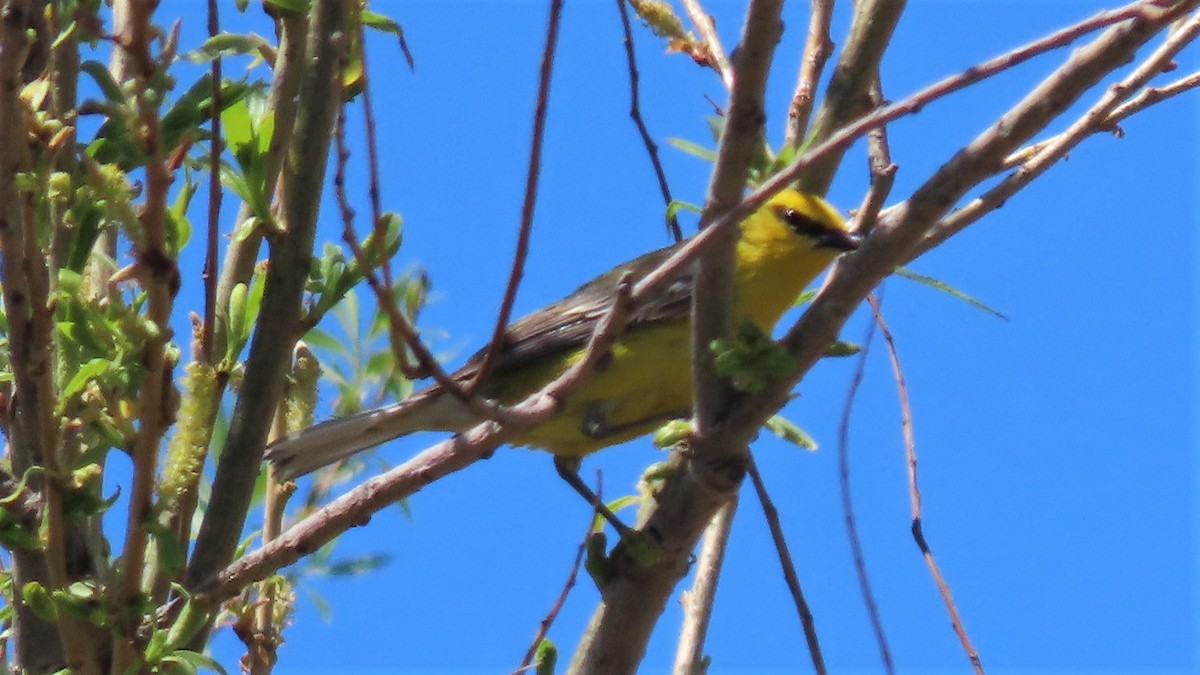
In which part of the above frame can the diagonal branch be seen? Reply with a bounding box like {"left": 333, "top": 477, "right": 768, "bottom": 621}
{"left": 470, "top": 0, "right": 565, "bottom": 396}
{"left": 185, "top": 0, "right": 349, "bottom": 644}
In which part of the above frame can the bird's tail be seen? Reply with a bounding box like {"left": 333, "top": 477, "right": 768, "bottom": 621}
{"left": 265, "top": 387, "right": 473, "bottom": 481}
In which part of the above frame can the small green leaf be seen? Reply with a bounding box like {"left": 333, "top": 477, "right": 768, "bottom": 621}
{"left": 80, "top": 60, "right": 125, "bottom": 102}
{"left": 894, "top": 267, "right": 1008, "bottom": 320}
{"left": 182, "top": 33, "right": 273, "bottom": 63}
{"left": 145, "top": 520, "right": 186, "bottom": 577}
{"left": 61, "top": 358, "right": 108, "bottom": 402}
{"left": 666, "top": 137, "right": 717, "bottom": 162}
{"left": 653, "top": 419, "right": 692, "bottom": 449}
{"left": 824, "top": 340, "right": 860, "bottom": 357}
{"left": 162, "top": 651, "right": 227, "bottom": 675}
{"left": 22, "top": 582, "right": 55, "bottom": 621}
{"left": 711, "top": 321, "right": 796, "bottom": 393}
{"left": 362, "top": 10, "right": 415, "bottom": 71}
{"left": 534, "top": 638, "right": 558, "bottom": 675}
{"left": 264, "top": 0, "right": 310, "bottom": 12}
{"left": 764, "top": 414, "right": 818, "bottom": 450}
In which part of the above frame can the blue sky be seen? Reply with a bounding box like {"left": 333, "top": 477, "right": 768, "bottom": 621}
{"left": 179, "top": 1, "right": 1200, "bottom": 672}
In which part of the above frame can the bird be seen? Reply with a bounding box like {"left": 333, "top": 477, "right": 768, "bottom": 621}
{"left": 266, "top": 188, "right": 857, "bottom": 509}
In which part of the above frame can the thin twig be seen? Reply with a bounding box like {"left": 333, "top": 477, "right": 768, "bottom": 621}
{"left": 924, "top": 10, "right": 1200, "bottom": 252}
{"left": 673, "top": 496, "right": 737, "bottom": 673}
{"left": 469, "top": 0, "right": 565, "bottom": 396}
{"left": 838, "top": 292, "right": 894, "bottom": 675}
{"left": 1001, "top": 71, "right": 1200, "bottom": 169}
{"left": 867, "top": 296, "right": 984, "bottom": 674}
{"left": 335, "top": 110, "right": 507, "bottom": 421}
{"left": 852, "top": 77, "right": 896, "bottom": 237}
{"left": 356, "top": 19, "right": 391, "bottom": 292}
{"left": 615, "top": 0, "right": 683, "bottom": 242}
{"left": 185, "top": 0, "right": 348, "bottom": 647}
{"left": 747, "top": 457, "right": 826, "bottom": 675}
{"left": 113, "top": 0, "right": 180, "bottom": 666}
{"left": 796, "top": 0, "right": 905, "bottom": 193}
{"left": 681, "top": 0, "right": 734, "bottom": 88}
{"left": 200, "top": 0, "right": 222, "bottom": 364}
{"left": 517, "top": 473, "right": 602, "bottom": 671}
{"left": 785, "top": 0, "right": 835, "bottom": 145}
{"left": 675, "top": 0, "right": 1165, "bottom": 271}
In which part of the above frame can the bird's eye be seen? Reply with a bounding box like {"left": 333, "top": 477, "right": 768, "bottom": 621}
{"left": 773, "top": 205, "right": 825, "bottom": 238}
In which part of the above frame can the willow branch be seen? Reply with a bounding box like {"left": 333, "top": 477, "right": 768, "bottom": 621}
{"left": 616, "top": 0, "right": 682, "bottom": 242}
{"left": 185, "top": 0, "right": 348, "bottom": 646}
{"left": 797, "top": 0, "right": 905, "bottom": 193}
{"left": 177, "top": 272, "right": 639, "bottom": 611}
{"left": 576, "top": 5, "right": 1195, "bottom": 674}
{"left": 682, "top": 0, "right": 734, "bottom": 88}
{"left": 748, "top": 459, "right": 827, "bottom": 674}
{"left": 470, "top": 0, "right": 564, "bottom": 395}
{"left": 922, "top": 7, "right": 1200, "bottom": 254}
{"left": 571, "top": 1, "right": 786, "bottom": 671}
{"left": 673, "top": 496, "right": 737, "bottom": 674}
{"left": 867, "top": 296, "right": 982, "bottom": 673}
{"left": 838, "top": 296, "right": 893, "bottom": 674}
{"left": 785, "top": 0, "right": 835, "bottom": 145}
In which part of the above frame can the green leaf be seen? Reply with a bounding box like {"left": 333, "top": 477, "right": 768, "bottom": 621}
{"left": 710, "top": 321, "right": 797, "bottom": 393}
{"left": 61, "top": 358, "right": 109, "bottom": 402}
{"left": 264, "top": 0, "right": 310, "bottom": 11}
{"left": 792, "top": 289, "right": 817, "bottom": 307}
{"left": 79, "top": 60, "right": 124, "bottom": 102}
{"left": 301, "top": 328, "right": 343, "bottom": 353}
{"left": 362, "top": 10, "right": 415, "bottom": 71}
{"left": 161, "top": 75, "right": 257, "bottom": 156}
{"left": 145, "top": 520, "right": 186, "bottom": 577}
{"left": 162, "top": 651, "right": 227, "bottom": 675}
{"left": 894, "top": 267, "right": 1008, "bottom": 320}
{"left": 22, "top": 582, "right": 55, "bottom": 621}
{"left": 665, "top": 199, "right": 701, "bottom": 227}
{"left": 666, "top": 137, "right": 717, "bottom": 162}
{"left": 824, "top": 340, "right": 860, "bottom": 357}
{"left": 764, "top": 414, "right": 818, "bottom": 450}
{"left": 182, "top": 33, "right": 273, "bottom": 63}
{"left": 534, "top": 638, "right": 558, "bottom": 675}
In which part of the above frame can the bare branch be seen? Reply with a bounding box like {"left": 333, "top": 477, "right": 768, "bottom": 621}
{"left": 785, "top": 0, "right": 835, "bottom": 145}
{"left": 682, "top": 0, "right": 734, "bottom": 89}
{"left": 470, "top": 0, "right": 565, "bottom": 396}
{"left": 200, "top": 0, "right": 223, "bottom": 364}
{"left": 797, "top": 0, "right": 905, "bottom": 193}
{"left": 616, "top": 0, "right": 683, "bottom": 242}
{"left": 518, "top": 476, "right": 600, "bottom": 671}
{"left": 578, "top": 5, "right": 1195, "bottom": 673}
{"left": 673, "top": 496, "right": 737, "bottom": 674}
{"left": 180, "top": 273, "right": 639, "bottom": 611}
{"left": 692, "top": 0, "right": 785, "bottom": 430}
{"left": 838, "top": 295, "right": 893, "bottom": 675}
{"left": 185, "top": 0, "right": 349, "bottom": 644}
{"left": 923, "top": 8, "right": 1200, "bottom": 253}
{"left": 748, "top": 460, "right": 828, "bottom": 673}
{"left": 572, "top": 2, "right": 788, "bottom": 669}
{"left": 866, "top": 296, "right": 983, "bottom": 673}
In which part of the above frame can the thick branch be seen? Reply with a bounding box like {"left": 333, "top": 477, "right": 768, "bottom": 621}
{"left": 185, "top": 0, "right": 347, "bottom": 635}
{"left": 798, "top": 0, "right": 906, "bottom": 193}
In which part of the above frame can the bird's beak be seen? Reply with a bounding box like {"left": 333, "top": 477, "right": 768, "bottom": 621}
{"left": 819, "top": 229, "right": 861, "bottom": 252}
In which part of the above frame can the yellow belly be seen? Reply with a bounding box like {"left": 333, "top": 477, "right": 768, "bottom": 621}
{"left": 488, "top": 321, "right": 694, "bottom": 457}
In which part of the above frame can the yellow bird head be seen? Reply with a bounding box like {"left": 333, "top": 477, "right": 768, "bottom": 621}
{"left": 735, "top": 188, "right": 859, "bottom": 328}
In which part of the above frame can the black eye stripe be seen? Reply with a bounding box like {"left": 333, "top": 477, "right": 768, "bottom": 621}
{"left": 772, "top": 204, "right": 826, "bottom": 237}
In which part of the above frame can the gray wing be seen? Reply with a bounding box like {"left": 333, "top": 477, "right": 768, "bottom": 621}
{"left": 459, "top": 242, "right": 693, "bottom": 378}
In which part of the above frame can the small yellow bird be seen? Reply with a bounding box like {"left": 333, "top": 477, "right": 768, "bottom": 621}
{"left": 267, "top": 189, "right": 856, "bottom": 482}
